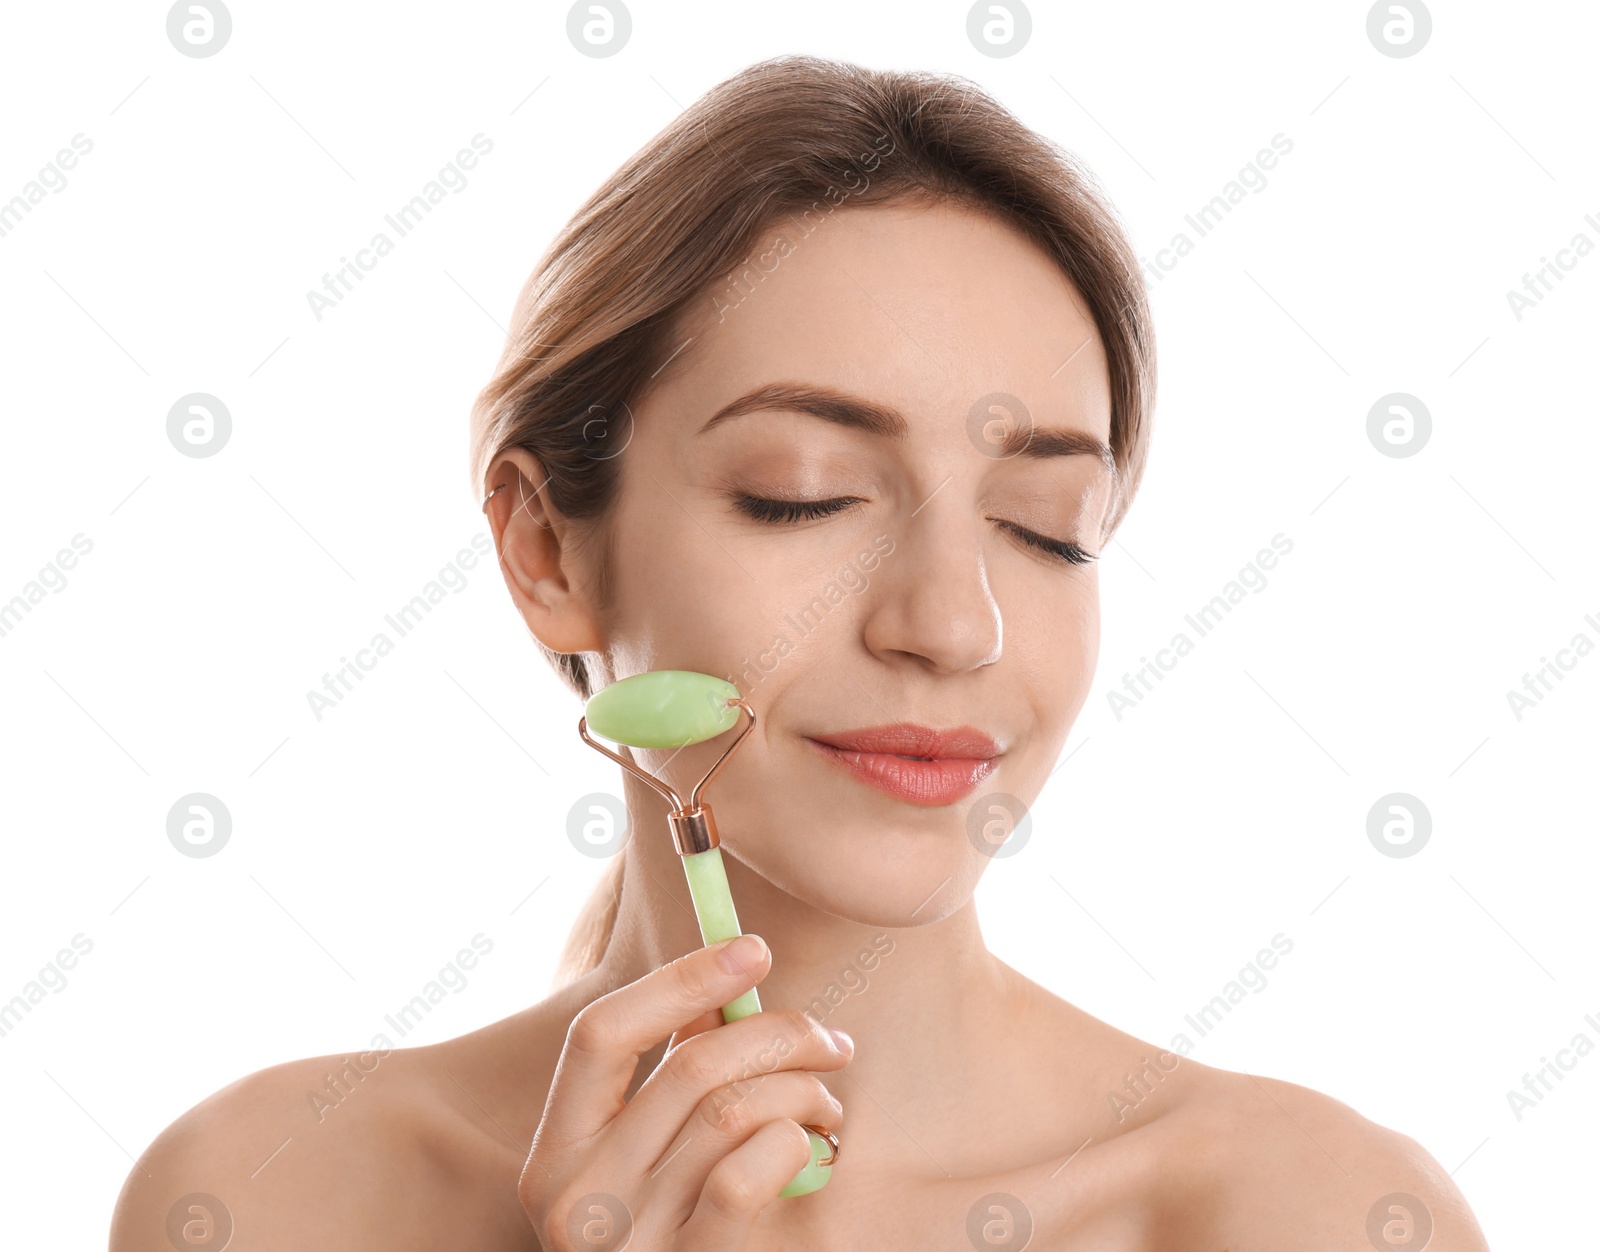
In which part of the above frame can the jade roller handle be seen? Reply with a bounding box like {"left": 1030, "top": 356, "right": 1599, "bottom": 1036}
{"left": 680, "top": 845, "right": 836, "bottom": 1199}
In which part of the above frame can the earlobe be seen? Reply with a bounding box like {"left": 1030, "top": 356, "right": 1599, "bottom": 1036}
{"left": 484, "top": 452, "right": 607, "bottom": 656}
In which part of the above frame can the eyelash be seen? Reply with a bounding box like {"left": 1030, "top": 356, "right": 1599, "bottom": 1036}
{"left": 731, "top": 494, "right": 1098, "bottom": 567}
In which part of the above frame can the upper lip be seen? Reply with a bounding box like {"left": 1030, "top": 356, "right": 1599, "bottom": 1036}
{"left": 808, "top": 723, "right": 1002, "bottom": 760}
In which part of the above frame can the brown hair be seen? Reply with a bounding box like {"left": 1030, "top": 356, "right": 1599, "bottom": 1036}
{"left": 467, "top": 54, "right": 1156, "bottom": 986}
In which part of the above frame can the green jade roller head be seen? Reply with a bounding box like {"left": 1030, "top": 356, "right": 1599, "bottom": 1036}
{"left": 578, "top": 669, "right": 839, "bottom": 1198}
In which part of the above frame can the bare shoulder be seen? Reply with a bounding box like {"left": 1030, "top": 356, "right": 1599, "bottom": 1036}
{"left": 964, "top": 967, "right": 1488, "bottom": 1249}
{"left": 1157, "top": 1068, "right": 1491, "bottom": 1251}
{"left": 108, "top": 1041, "right": 530, "bottom": 1252}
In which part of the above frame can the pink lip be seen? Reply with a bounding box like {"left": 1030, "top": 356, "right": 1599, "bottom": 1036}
{"left": 806, "top": 723, "right": 1001, "bottom": 806}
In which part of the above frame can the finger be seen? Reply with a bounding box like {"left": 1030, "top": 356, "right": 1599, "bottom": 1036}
{"left": 644, "top": 1068, "right": 843, "bottom": 1222}
{"left": 539, "top": 934, "right": 770, "bottom": 1146}
{"left": 610, "top": 1009, "right": 851, "bottom": 1174}
{"left": 667, "top": 1005, "right": 725, "bottom": 1052}
{"left": 677, "top": 1119, "right": 817, "bottom": 1246}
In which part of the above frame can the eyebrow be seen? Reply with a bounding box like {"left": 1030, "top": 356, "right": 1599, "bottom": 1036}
{"left": 697, "top": 381, "right": 1115, "bottom": 469}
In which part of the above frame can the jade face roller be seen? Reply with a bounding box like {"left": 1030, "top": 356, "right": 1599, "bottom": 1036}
{"left": 578, "top": 668, "right": 840, "bottom": 1199}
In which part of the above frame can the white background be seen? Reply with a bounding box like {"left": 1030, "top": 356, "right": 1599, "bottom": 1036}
{"left": 1, "top": 1, "right": 1594, "bottom": 1246}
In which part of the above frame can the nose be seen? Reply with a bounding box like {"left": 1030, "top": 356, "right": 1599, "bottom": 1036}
{"left": 860, "top": 491, "right": 1003, "bottom": 674}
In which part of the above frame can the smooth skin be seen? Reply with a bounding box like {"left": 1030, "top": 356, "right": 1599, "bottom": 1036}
{"left": 110, "top": 200, "right": 1490, "bottom": 1250}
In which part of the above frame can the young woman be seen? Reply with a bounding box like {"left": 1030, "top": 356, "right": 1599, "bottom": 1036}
{"left": 113, "top": 55, "right": 1489, "bottom": 1251}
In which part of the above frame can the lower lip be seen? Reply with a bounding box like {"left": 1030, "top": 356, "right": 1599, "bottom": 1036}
{"left": 806, "top": 739, "right": 997, "bottom": 806}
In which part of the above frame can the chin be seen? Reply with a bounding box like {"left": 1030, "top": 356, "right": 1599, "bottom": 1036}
{"left": 725, "top": 818, "right": 984, "bottom": 929}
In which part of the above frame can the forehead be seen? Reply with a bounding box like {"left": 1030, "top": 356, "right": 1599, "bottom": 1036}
{"left": 654, "top": 199, "right": 1113, "bottom": 446}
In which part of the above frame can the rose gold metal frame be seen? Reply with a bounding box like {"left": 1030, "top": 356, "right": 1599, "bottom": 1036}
{"left": 576, "top": 697, "right": 756, "bottom": 856}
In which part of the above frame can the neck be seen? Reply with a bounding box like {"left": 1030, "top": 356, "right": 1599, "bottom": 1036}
{"left": 590, "top": 766, "right": 1013, "bottom": 1115}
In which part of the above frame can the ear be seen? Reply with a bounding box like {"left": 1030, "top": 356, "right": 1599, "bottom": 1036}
{"left": 483, "top": 449, "right": 607, "bottom": 656}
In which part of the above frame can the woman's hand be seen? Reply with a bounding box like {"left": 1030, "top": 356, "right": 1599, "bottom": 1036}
{"left": 519, "top": 933, "right": 854, "bottom": 1250}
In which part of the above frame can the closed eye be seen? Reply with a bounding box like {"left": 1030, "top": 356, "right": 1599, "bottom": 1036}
{"left": 994, "top": 520, "right": 1097, "bottom": 567}
{"left": 731, "top": 494, "right": 1097, "bottom": 567}
{"left": 731, "top": 493, "right": 862, "bottom": 524}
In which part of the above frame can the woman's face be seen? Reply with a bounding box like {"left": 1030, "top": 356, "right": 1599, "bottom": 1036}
{"left": 587, "top": 198, "right": 1115, "bottom": 926}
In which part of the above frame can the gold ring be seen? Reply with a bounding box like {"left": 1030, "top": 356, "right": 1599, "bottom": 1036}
{"left": 800, "top": 1124, "right": 840, "bottom": 1168}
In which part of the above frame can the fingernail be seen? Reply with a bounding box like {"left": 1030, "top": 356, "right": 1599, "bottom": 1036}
{"left": 717, "top": 933, "right": 766, "bottom": 975}
{"left": 828, "top": 1028, "right": 854, "bottom": 1057}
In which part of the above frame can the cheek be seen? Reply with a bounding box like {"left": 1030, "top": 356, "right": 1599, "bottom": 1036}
{"left": 605, "top": 496, "right": 819, "bottom": 683}
{"left": 1015, "top": 576, "right": 1100, "bottom": 700}
{"left": 1076, "top": 582, "right": 1101, "bottom": 672}
{"left": 1068, "top": 581, "right": 1101, "bottom": 676}
{"left": 607, "top": 488, "right": 745, "bottom": 628}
